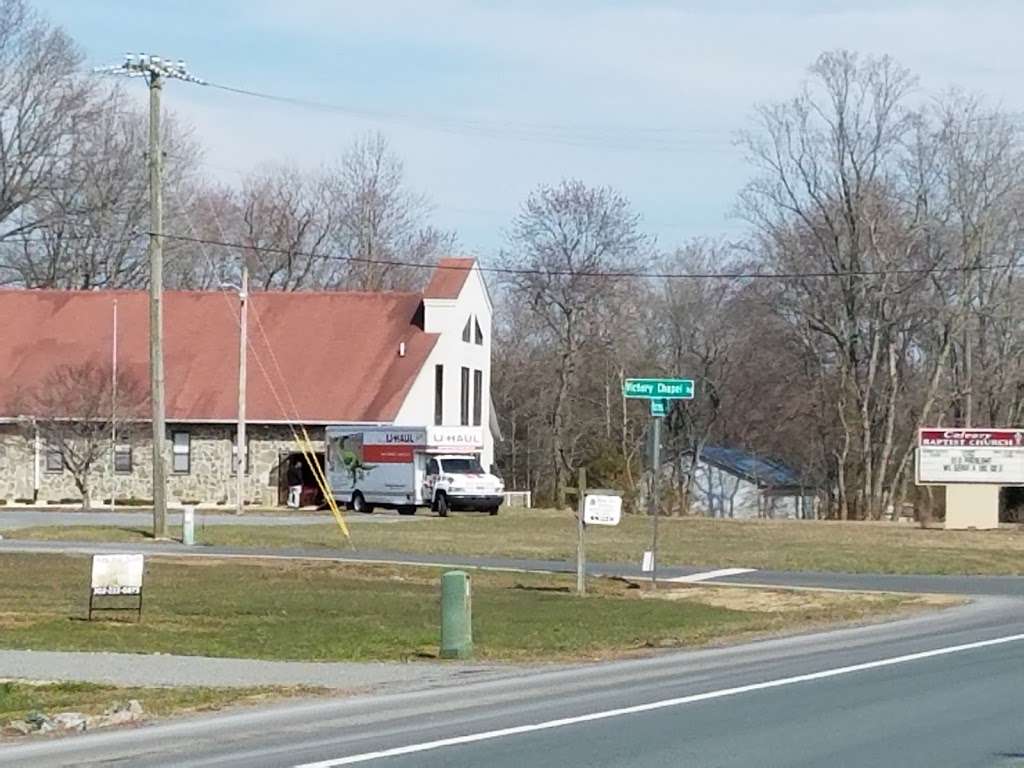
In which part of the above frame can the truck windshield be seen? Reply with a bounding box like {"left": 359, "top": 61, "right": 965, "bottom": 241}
{"left": 441, "top": 458, "right": 484, "bottom": 474}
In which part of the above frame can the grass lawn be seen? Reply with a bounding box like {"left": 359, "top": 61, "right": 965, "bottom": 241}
{"left": 0, "top": 680, "right": 315, "bottom": 728}
{"left": 11, "top": 509, "right": 1024, "bottom": 574}
{"left": 0, "top": 553, "right": 935, "bottom": 662}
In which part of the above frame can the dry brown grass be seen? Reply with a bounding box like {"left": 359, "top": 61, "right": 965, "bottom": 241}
{"left": 14, "top": 510, "right": 1024, "bottom": 574}
{"left": 0, "top": 553, "right": 933, "bottom": 663}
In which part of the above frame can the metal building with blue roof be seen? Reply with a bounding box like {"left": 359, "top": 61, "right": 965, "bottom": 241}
{"left": 682, "top": 445, "right": 816, "bottom": 519}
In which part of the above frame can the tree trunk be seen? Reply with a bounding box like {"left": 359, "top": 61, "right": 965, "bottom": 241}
{"left": 619, "top": 367, "right": 633, "bottom": 490}
{"left": 552, "top": 342, "right": 575, "bottom": 509}
{"left": 876, "top": 337, "right": 901, "bottom": 519}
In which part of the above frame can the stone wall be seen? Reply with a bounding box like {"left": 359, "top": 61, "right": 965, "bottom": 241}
{"left": 0, "top": 422, "right": 325, "bottom": 507}
{"left": 0, "top": 425, "right": 35, "bottom": 501}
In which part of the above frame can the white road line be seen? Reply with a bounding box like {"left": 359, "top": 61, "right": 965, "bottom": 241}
{"left": 666, "top": 567, "right": 757, "bottom": 583}
{"left": 292, "top": 632, "right": 1024, "bottom": 768}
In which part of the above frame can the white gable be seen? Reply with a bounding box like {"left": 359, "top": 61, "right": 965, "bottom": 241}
{"left": 394, "top": 264, "right": 496, "bottom": 469}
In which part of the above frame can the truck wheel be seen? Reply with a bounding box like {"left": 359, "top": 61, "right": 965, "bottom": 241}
{"left": 352, "top": 492, "right": 373, "bottom": 514}
{"left": 436, "top": 493, "right": 449, "bottom": 518}
{"left": 398, "top": 506, "right": 416, "bottom": 516}
{"left": 487, "top": 506, "right": 499, "bottom": 516}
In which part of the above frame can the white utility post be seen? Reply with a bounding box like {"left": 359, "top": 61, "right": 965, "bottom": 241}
{"left": 110, "top": 299, "right": 118, "bottom": 513}
{"left": 95, "top": 54, "right": 206, "bottom": 538}
{"left": 236, "top": 259, "right": 249, "bottom": 516}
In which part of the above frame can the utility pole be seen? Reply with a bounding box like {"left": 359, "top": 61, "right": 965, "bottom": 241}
{"left": 96, "top": 55, "right": 205, "bottom": 539}
{"left": 148, "top": 67, "right": 167, "bottom": 538}
{"left": 110, "top": 299, "right": 118, "bottom": 514}
{"left": 236, "top": 258, "right": 248, "bottom": 515}
{"left": 575, "top": 466, "right": 587, "bottom": 595}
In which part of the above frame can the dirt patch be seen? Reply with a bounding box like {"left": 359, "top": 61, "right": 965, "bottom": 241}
{"left": 643, "top": 584, "right": 961, "bottom": 614}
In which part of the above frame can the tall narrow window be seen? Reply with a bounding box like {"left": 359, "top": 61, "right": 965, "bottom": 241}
{"left": 460, "top": 367, "right": 470, "bottom": 426}
{"left": 172, "top": 431, "right": 191, "bottom": 474}
{"left": 434, "top": 364, "right": 444, "bottom": 425}
{"left": 114, "top": 445, "right": 133, "bottom": 474}
{"left": 462, "top": 316, "right": 472, "bottom": 342}
{"left": 474, "top": 318, "right": 484, "bottom": 345}
{"left": 45, "top": 447, "right": 63, "bottom": 473}
{"left": 473, "top": 369, "right": 483, "bottom": 426}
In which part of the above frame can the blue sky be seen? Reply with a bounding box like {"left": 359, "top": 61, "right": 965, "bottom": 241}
{"left": 33, "top": 0, "right": 1024, "bottom": 258}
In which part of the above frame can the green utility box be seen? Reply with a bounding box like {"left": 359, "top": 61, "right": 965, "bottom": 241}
{"left": 440, "top": 570, "right": 473, "bottom": 659}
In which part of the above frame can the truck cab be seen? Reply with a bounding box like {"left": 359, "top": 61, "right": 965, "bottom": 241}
{"left": 423, "top": 454, "right": 505, "bottom": 516}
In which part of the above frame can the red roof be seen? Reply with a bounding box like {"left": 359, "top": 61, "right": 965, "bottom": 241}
{"left": 423, "top": 258, "right": 475, "bottom": 300}
{"left": 0, "top": 289, "right": 439, "bottom": 423}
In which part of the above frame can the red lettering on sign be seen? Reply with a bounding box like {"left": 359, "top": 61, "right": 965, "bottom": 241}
{"left": 363, "top": 445, "right": 415, "bottom": 463}
{"left": 919, "top": 428, "right": 1024, "bottom": 448}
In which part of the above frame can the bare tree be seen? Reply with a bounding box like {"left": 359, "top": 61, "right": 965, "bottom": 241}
{"left": 235, "top": 163, "right": 335, "bottom": 291}
{"left": 326, "top": 133, "right": 454, "bottom": 291}
{"left": 738, "top": 50, "right": 935, "bottom": 519}
{"left": 18, "top": 362, "right": 146, "bottom": 509}
{"left": 5, "top": 90, "right": 202, "bottom": 288}
{"left": 500, "top": 180, "right": 648, "bottom": 506}
{"left": 0, "top": 0, "right": 97, "bottom": 254}
{"left": 656, "top": 242, "right": 745, "bottom": 512}
{"left": 164, "top": 180, "right": 240, "bottom": 290}
{"left": 167, "top": 134, "right": 452, "bottom": 294}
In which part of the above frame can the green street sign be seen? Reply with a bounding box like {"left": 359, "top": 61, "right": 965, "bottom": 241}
{"left": 623, "top": 378, "right": 694, "bottom": 400}
{"left": 650, "top": 399, "right": 667, "bottom": 417}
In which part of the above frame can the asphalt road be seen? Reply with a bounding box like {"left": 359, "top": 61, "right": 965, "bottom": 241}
{"left": 3, "top": 595, "right": 1023, "bottom": 767}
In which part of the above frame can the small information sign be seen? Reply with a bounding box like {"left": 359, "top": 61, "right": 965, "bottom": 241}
{"left": 584, "top": 493, "right": 622, "bottom": 526}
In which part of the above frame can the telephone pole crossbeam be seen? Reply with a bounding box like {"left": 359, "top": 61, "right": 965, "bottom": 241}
{"left": 96, "top": 54, "right": 206, "bottom": 539}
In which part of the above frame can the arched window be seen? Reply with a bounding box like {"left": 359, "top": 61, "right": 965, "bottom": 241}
{"left": 462, "top": 316, "right": 472, "bottom": 342}
{"left": 474, "top": 317, "right": 484, "bottom": 345}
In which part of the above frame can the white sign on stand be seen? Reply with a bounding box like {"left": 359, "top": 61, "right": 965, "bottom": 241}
{"left": 584, "top": 493, "right": 622, "bottom": 526}
{"left": 91, "top": 554, "right": 144, "bottom": 595}
{"left": 89, "top": 553, "right": 144, "bottom": 621}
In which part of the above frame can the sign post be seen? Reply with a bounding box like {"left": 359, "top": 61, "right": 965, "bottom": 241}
{"left": 575, "top": 467, "right": 587, "bottom": 596}
{"left": 650, "top": 415, "right": 661, "bottom": 586}
{"left": 624, "top": 378, "right": 694, "bottom": 586}
{"left": 575, "top": 482, "right": 623, "bottom": 595}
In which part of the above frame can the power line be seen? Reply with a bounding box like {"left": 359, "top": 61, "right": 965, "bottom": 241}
{"left": 0, "top": 233, "right": 144, "bottom": 245}
{"left": 203, "top": 81, "right": 736, "bottom": 153}
{"left": 150, "top": 230, "right": 1022, "bottom": 282}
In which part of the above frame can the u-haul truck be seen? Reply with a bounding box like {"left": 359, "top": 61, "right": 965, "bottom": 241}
{"left": 325, "top": 425, "right": 504, "bottom": 516}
